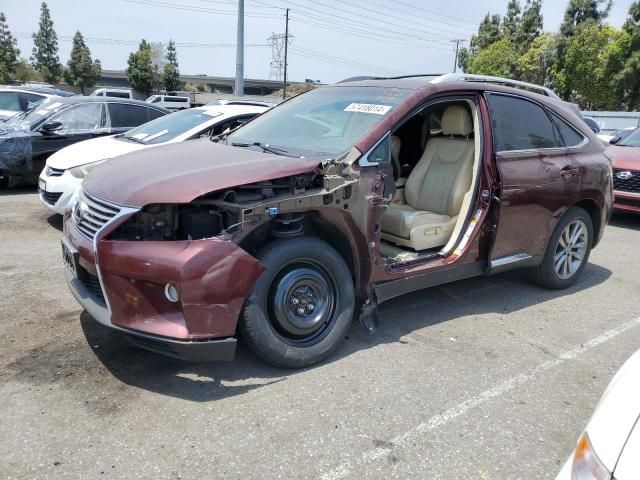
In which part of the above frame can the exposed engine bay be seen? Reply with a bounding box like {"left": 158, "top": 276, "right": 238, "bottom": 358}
{"left": 109, "top": 166, "right": 357, "bottom": 242}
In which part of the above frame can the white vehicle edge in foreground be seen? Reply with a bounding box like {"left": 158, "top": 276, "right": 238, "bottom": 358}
{"left": 556, "top": 349, "right": 640, "bottom": 480}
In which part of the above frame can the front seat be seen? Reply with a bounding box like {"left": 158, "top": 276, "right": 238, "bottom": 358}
{"left": 381, "top": 105, "right": 474, "bottom": 251}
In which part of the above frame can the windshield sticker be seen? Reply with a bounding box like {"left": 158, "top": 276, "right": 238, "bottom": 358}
{"left": 131, "top": 132, "right": 149, "bottom": 139}
{"left": 344, "top": 103, "right": 392, "bottom": 115}
{"left": 35, "top": 109, "right": 49, "bottom": 116}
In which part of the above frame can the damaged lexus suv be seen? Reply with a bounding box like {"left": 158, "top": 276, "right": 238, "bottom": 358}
{"left": 62, "top": 74, "right": 613, "bottom": 368}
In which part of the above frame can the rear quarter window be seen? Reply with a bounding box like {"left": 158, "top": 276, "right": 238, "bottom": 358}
{"left": 549, "top": 112, "right": 585, "bottom": 147}
{"left": 487, "top": 93, "right": 560, "bottom": 152}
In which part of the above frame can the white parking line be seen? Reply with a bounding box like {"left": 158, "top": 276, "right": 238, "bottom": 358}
{"left": 321, "top": 317, "right": 640, "bottom": 480}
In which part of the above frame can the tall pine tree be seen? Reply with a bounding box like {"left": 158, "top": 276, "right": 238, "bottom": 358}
{"left": 163, "top": 39, "right": 180, "bottom": 91}
{"left": 63, "top": 31, "right": 101, "bottom": 94}
{"left": 31, "top": 2, "right": 62, "bottom": 83}
{"left": 0, "top": 12, "right": 20, "bottom": 83}
{"left": 617, "top": 1, "right": 640, "bottom": 109}
{"left": 127, "top": 39, "right": 154, "bottom": 96}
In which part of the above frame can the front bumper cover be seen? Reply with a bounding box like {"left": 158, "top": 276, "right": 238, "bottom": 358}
{"left": 65, "top": 267, "right": 237, "bottom": 362}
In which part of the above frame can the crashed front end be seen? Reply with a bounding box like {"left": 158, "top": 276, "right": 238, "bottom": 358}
{"left": 62, "top": 164, "right": 357, "bottom": 361}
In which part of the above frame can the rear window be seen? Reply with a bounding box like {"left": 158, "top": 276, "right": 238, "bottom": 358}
{"left": 106, "top": 91, "right": 131, "bottom": 99}
{"left": 165, "top": 97, "right": 188, "bottom": 103}
{"left": 487, "top": 93, "right": 560, "bottom": 151}
{"left": 108, "top": 103, "right": 152, "bottom": 128}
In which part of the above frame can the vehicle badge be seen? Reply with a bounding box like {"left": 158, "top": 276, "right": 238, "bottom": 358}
{"left": 616, "top": 171, "right": 633, "bottom": 180}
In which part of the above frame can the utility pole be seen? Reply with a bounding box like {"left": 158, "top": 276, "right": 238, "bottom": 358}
{"left": 235, "top": 0, "right": 244, "bottom": 96}
{"left": 451, "top": 39, "right": 465, "bottom": 73}
{"left": 283, "top": 8, "right": 290, "bottom": 100}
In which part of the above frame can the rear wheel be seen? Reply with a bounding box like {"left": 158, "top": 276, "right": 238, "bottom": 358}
{"left": 240, "top": 237, "right": 355, "bottom": 368}
{"left": 530, "top": 207, "right": 593, "bottom": 289}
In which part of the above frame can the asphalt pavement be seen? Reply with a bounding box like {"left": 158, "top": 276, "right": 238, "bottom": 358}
{"left": 1, "top": 187, "right": 640, "bottom": 480}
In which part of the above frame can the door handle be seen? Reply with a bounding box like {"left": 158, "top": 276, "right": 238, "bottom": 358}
{"left": 560, "top": 167, "right": 579, "bottom": 180}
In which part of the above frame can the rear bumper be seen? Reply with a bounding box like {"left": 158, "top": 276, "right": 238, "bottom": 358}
{"left": 613, "top": 190, "right": 640, "bottom": 214}
{"left": 65, "top": 266, "right": 237, "bottom": 362}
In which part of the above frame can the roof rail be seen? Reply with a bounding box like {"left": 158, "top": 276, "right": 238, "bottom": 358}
{"left": 431, "top": 73, "right": 560, "bottom": 99}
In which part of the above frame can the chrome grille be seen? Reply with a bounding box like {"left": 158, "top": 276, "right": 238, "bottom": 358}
{"left": 46, "top": 166, "right": 65, "bottom": 177}
{"left": 72, "top": 190, "right": 121, "bottom": 241}
{"left": 613, "top": 168, "right": 640, "bottom": 193}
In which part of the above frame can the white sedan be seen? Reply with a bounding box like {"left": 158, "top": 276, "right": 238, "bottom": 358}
{"left": 38, "top": 103, "right": 268, "bottom": 214}
{"left": 557, "top": 350, "right": 640, "bottom": 480}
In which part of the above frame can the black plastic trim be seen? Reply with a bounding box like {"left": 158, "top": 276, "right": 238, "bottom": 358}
{"left": 374, "top": 260, "right": 485, "bottom": 304}
{"left": 125, "top": 332, "right": 237, "bottom": 362}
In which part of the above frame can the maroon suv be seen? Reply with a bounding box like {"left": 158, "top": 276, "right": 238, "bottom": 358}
{"left": 62, "top": 75, "right": 613, "bottom": 368}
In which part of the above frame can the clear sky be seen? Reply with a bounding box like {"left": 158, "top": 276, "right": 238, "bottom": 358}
{"left": 2, "top": 0, "right": 635, "bottom": 83}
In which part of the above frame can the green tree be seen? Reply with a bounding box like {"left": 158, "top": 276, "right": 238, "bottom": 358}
{"left": 63, "top": 31, "right": 101, "bottom": 94}
{"left": 126, "top": 39, "right": 154, "bottom": 96}
{"left": 468, "top": 38, "right": 518, "bottom": 77}
{"left": 0, "top": 12, "right": 20, "bottom": 83}
{"left": 502, "top": 0, "right": 521, "bottom": 40}
{"left": 519, "top": 0, "right": 544, "bottom": 50}
{"left": 458, "top": 13, "right": 502, "bottom": 71}
{"left": 563, "top": 25, "right": 630, "bottom": 109}
{"left": 15, "top": 59, "right": 42, "bottom": 83}
{"left": 617, "top": 1, "right": 640, "bottom": 109}
{"left": 163, "top": 39, "right": 180, "bottom": 91}
{"left": 517, "top": 33, "right": 558, "bottom": 86}
{"left": 559, "top": 0, "right": 612, "bottom": 38}
{"left": 31, "top": 2, "right": 62, "bottom": 83}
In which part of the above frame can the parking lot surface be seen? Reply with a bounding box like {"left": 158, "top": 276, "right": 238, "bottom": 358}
{"left": 1, "top": 188, "right": 640, "bottom": 480}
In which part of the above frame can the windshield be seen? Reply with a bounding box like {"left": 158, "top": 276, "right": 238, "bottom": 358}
{"left": 6, "top": 97, "right": 65, "bottom": 127}
{"left": 121, "top": 108, "right": 221, "bottom": 144}
{"left": 227, "top": 86, "right": 412, "bottom": 158}
{"left": 617, "top": 127, "right": 640, "bottom": 147}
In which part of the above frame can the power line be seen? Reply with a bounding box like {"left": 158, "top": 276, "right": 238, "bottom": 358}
{"left": 290, "top": 46, "right": 408, "bottom": 76}
{"left": 254, "top": 0, "right": 454, "bottom": 46}
{"left": 389, "top": 0, "right": 479, "bottom": 27}
{"left": 280, "top": 0, "right": 456, "bottom": 43}
{"left": 304, "top": 0, "right": 474, "bottom": 39}
{"left": 14, "top": 32, "right": 268, "bottom": 48}
{"left": 124, "top": 0, "right": 282, "bottom": 18}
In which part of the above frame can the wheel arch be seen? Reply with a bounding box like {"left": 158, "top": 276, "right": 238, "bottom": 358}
{"left": 572, "top": 198, "right": 602, "bottom": 247}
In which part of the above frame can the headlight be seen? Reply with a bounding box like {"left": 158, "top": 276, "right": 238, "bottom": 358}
{"left": 571, "top": 433, "right": 610, "bottom": 480}
{"left": 68, "top": 160, "right": 105, "bottom": 179}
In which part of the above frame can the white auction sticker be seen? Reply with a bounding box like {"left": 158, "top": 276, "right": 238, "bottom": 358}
{"left": 344, "top": 103, "right": 392, "bottom": 115}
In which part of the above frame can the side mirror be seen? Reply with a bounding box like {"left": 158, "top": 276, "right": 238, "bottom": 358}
{"left": 609, "top": 137, "right": 619, "bottom": 145}
{"left": 41, "top": 121, "right": 63, "bottom": 134}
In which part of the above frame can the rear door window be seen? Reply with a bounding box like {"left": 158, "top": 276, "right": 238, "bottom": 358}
{"left": 147, "top": 108, "right": 165, "bottom": 121}
{"left": 486, "top": 93, "right": 560, "bottom": 152}
{"left": 108, "top": 103, "right": 150, "bottom": 128}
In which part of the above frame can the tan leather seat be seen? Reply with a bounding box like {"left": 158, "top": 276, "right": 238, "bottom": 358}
{"left": 381, "top": 105, "right": 474, "bottom": 251}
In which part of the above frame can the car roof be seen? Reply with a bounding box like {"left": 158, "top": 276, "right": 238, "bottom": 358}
{"left": 195, "top": 104, "right": 270, "bottom": 116}
{"left": 0, "top": 86, "right": 75, "bottom": 97}
{"left": 50, "top": 95, "right": 171, "bottom": 112}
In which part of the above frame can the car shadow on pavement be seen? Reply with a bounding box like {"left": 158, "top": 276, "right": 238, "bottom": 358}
{"left": 609, "top": 212, "right": 640, "bottom": 231}
{"left": 47, "top": 213, "right": 63, "bottom": 231}
{"left": 79, "top": 261, "right": 612, "bottom": 403}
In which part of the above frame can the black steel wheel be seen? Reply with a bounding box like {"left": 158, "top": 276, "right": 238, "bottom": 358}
{"left": 241, "top": 237, "right": 355, "bottom": 368}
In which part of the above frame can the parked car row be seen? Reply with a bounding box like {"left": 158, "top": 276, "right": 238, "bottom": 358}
{"left": 0, "top": 96, "right": 169, "bottom": 186}
{"left": 39, "top": 102, "right": 268, "bottom": 213}
{"left": 0, "top": 85, "right": 75, "bottom": 121}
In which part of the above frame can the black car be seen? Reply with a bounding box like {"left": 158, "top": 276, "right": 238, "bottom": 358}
{"left": 0, "top": 96, "right": 170, "bottom": 185}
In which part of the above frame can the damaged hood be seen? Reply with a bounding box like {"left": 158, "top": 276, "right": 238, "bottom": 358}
{"left": 47, "top": 135, "right": 148, "bottom": 170}
{"left": 84, "top": 138, "right": 321, "bottom": 207}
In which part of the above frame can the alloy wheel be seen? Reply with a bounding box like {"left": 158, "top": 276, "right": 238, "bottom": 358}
{"left": 554, "top": 220, "right": 588, "bottom": 280}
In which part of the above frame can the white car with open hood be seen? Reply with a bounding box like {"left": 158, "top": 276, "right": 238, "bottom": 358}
{"left": 556, "top": 349, "right": 640, "bottom": 480}
{"left": 38, "top": 103, "right": 268, "bottom": 214}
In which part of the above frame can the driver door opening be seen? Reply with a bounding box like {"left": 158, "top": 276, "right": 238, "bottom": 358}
{"left": 379, "top": 98, "right": 483, "bottom": 264}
